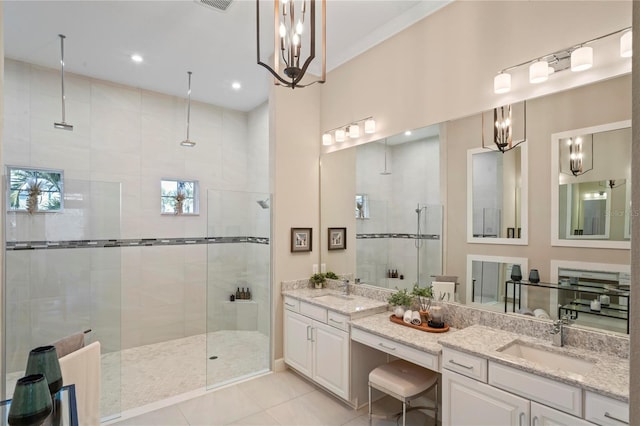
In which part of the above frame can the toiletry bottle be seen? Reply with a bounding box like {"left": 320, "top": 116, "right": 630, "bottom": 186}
{"left": 247, "top": 288, "right": 251, "bottom": 300}
{"left": 236, "top": 287, "right": 241, "bottom": 299}
{"left": 230, "top": 294, "right": 235, "bottom": 302}
{"left": 240, "top": 288, "right": 246, "bottom": 299}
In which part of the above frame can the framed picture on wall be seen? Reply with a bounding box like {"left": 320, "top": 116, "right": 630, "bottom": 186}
{"left": 291, "top": 228, "right": 312, "bottom": 252}
{"left": 328, "top": 227, "right": 347, "bottom": 250}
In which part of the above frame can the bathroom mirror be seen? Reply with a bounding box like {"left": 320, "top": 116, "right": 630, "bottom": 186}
{"left": 551, "top": 121, "right": 631, "bottom": 249}
{"left": 467, "top": 144, "right": 528, "bottom": 245}
{"left": 320, "top": 124, "right": 443, "bottom": 290}
{"left": 550, "top": 260, "right": 630, "bottom": 335}
{"left": 465, "top": 254, "right": 529, "bottom": 311}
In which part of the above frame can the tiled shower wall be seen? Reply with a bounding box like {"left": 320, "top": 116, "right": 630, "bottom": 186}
{"left": 355, "top": 137, "right": 441, "bottom": 287}
{"left": 3, "top": 59, "right": 269, "bottom": 351}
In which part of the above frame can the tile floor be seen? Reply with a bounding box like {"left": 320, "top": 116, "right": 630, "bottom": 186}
{"left": 112, "top": 369, "right": 434, "bottom": 426}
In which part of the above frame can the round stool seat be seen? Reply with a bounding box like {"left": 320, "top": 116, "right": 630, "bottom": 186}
{"left": 369, "top": 359, "right": 438, "bottom": 398}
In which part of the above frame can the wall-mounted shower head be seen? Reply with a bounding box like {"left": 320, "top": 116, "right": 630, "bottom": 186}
{"left": 54, "top": 34, "right": 73, "bottom": 131}
{"left": 257, "top": 199, "right": 270, "bottom": 209}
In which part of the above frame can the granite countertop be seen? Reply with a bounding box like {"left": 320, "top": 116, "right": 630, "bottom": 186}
{"left": 438, "top": 324, "right": 629, "bottom": 402}
{"left": 350, "top": 312, "right": 458, "bottom": 355}
{"left": 282, "top": 288, "right": 388, "bottom": 319}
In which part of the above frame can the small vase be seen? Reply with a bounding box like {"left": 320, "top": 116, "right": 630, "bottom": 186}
{"left": 528, "top": 269, "right": 540, "bottom": 283}
{"left": 25, "top": 345, "right": 63, "bottom": 396}
{"left": 314, "top": 282, "right": 323, "bottom": 289}
{"left": 419, "top": 310, "right": 429, "bottom": 324}
{"left": 511, "top": 265, "right": 522, "bottom": 282}
{"left": 394, "top": 306, "right": 405, "bottom": 318}
{"left": 8, "top": 374, "right": 52, "bottom": 426}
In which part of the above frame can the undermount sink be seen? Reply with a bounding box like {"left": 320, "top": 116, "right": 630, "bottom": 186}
{"left": 497, "top": 340, "right": 596, "bottom": 375}
{"left": 312, "top": 294, "right": 354, "bottom": 302}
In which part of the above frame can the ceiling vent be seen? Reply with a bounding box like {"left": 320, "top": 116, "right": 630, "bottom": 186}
{"left": 196, "top": 0, "right": 233, "bottom": 12}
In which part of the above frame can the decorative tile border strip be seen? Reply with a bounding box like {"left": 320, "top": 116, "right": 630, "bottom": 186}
{"left": 6, "top": 236, "right": 270, "bottom": 250}
{"left": 356, "top": 233, "right": 440, "bottom": 240}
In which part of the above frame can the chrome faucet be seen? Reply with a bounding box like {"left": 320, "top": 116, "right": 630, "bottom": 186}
{"left": 550, "top": 316, "right": 569, "bottom": 347}
{"left": 338, "top": 279, "right": 350, "bottom": 296}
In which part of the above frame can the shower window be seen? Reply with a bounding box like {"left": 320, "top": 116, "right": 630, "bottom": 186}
{"left": 161, "top": 179, "right": 199, "bottom": 214}
{"left": 6, "top": 166, "right": 63, "bottom": 212}
{"left": 355, "top": 194, "right": 370, "bottom": 219}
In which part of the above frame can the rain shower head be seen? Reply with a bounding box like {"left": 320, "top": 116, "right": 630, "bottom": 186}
{"left": 54, "top": 34, "right": 73, "bottom": 131}
{"left": 257, "top": 199, "right": 270, "bottom": 209}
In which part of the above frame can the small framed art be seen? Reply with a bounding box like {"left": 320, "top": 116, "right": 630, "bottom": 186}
{"left": 328, "top": 227, "right": 346, "bottom": 250}
{"left": 291, "top": 228, "right": 312, "bottom": 252}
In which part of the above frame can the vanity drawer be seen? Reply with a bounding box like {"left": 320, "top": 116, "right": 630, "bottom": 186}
{"left": 351, "top": 328, "right": 438, "bottom": 371}
{"left": 488, "top": 361, "right": 582, "bottom": 417}
{"left": 300, "top": 301, "right": 328, "bottom": 323}
{"left": 327, "top": 311, "right": 349, "bottom": 331}
{"left": 442, "top": 348, "right": 487, "bottom": 382}
{"left": 283, "top": 296, "right": 299, "bottom": 312}
{"left": 584, "top": 391, "right": 629, "bottom": 425}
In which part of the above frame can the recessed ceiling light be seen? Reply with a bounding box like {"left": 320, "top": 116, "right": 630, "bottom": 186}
{"left": 231, "top": 81, "right": 242, "bottom": 90}
{"left": 131, "top": 54, "right": 143, "bottom": 63}
{"left": 404, "top": 130, "right": 412, "bottom": 136}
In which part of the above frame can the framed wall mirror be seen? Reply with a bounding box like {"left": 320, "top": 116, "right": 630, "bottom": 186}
{"left": 551, "top": 121, "right": 631, "bottom": 249}
{"left": 465, "top": 254, "right": 529, "bottom": 311}
{"left": 550, "top": 260, "right": 630, "bottom": 335}
{"left": 466, "top": 143, "right": 528, "bottom": 245}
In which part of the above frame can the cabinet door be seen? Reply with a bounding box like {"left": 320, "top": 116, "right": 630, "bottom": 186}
{"left": 313, "top": 320, "right": 350, "bottom": 400}
{"left": 443, "top": 370, "right": 529, "bottom": 426}
{"left": 531, "top": 402, "right": 592, "bottom": 426}
{"left": 284, "top": 310, "right": 313, "bottom": 377}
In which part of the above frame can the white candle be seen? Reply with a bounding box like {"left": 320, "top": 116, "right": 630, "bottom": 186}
{"left": 431, "top": 306, "right": 443, "bottom": 323}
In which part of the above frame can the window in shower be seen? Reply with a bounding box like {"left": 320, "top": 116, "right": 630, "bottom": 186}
{"left": 161, "top": 179, "right": 199, "bottom": 214}
{"left": 6, "top": 166, "right": 64, "bottom": 212}
{"left": 355, "top": 194, "right": 370, "bottom": 219}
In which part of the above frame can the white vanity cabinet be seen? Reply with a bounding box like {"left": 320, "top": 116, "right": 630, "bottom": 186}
{"left": 442, "top": 348, "right": 596, "bottom": 426}
{"left": 283, "top": 297, "right": 350, "bottom": 400}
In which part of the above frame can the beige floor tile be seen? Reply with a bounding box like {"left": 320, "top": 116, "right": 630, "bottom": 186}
{"left": 177, "top": 385, "right": 261, "bottom": 425}
{"left": 265, "top": 394, "right": 327, "bottom": 426}
{"left": 112, "top": 405, "right": 189, "bottom": 426}
{"left": 226, "top": 410, "right": 281, "bottom": 425}
{"left": 237, "top": 370, "right": 316, "bottom": 410}
{"left": 296, "top": 390, "right": 360, "bottom": 426}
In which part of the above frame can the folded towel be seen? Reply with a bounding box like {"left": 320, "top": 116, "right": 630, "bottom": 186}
{"left": 52, "top": 332, "right": 85, "bottom": 358}
{"left": 411, "top": 311, "right": 422, "bottom": 325}
{"left": 59, "top": 341, "right": 101, "bottom": 426}
{"left": 533, "top": 308, "right": 550, "bottom": 319}
{"left": 517, "top": 308, "right": 535, "bottom": 316}
{"left": 403, "top": 310, "right": 413, "bottom": 324}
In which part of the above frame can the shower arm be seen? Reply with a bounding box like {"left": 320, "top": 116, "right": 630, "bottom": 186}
{"left": 59, "top": 34, "right": 66, "bottom": 124}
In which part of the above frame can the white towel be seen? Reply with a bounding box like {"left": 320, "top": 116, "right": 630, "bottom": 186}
{"left": 432, "top": 281, "right": 455, "bottom": 302}
{"left": 403, "top": 310, "right": 413, "bottom": 324}
{"left": 59, "top": 341, "right": 101, "bottom": 426}
{"left": 411, "top": 311, "right": 422, "bottom": 325}
{"left": 533, "top": 308, "right": 550, "bottom": 319}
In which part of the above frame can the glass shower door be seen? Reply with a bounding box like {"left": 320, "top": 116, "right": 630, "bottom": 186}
{"left": 206, "top": 190, "right": 271, "bottom": 389}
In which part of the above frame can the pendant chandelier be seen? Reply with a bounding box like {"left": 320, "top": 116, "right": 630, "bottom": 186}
{"left": 482, "top": 102, "right": 527, "bottom": 153}
{"left": 256, "top": 0, "right": 326, "bottom": 89}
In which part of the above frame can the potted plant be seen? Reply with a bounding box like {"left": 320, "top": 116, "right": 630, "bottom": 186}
{"left": 325, "top": 271, "right": 339, "bottom": 280}
{"left": 309, "top": 273, "right": 326, "bottom": 289}
{"left": 412, "top": 284, "right": 433, "bottom": 322}
{"left": 387, "top": 288, "right": 414, "bottom": 318}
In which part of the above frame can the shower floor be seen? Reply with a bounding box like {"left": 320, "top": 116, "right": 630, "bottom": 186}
{"left": 2, "top": 331, "right": 268, "bottom": 419}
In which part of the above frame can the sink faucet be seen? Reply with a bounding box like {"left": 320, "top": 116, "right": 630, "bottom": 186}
{"left": 550, "top": 316, "right": 569, "bottom": 347}
{"left": 338, "top": 279, "right": 350, "bottom": 296}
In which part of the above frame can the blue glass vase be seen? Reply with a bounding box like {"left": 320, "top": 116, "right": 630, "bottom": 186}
{"left": 510, "top": 265, "right": 522, "bottom": 282}
{"left": 25, "top": 346, "right": 63, "bottom": 395}
{"left": 7, "top": 374, "right": 53, "bottom": 425}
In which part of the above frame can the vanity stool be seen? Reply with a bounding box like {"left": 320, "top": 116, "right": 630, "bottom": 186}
{"left": 368, "top": 359, "right": 438, "bottom": 426}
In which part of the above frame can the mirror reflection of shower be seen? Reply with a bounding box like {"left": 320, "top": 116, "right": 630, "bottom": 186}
{"left": 256, "top": 198, "right": 270, "bottom": 209}
{"left": 415, "top": 204, "right": 428, "bottom": 286}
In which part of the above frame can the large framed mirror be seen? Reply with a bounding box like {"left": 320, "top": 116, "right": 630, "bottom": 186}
{"left": 551, "top": 120, "right": 631, "bottom": 249}
{"left": 466, "top": 143, "right": 528, "bottom": 245}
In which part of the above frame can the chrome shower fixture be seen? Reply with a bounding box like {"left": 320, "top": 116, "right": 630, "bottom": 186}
{"left": 257, "top": 199, "right": 270, "bottom": 209}
{"left": 180, "top": 71, "right": 196, "bottom": 147}
{"left": 54, "top": 34, "right": 73, "bottom": 131}
{"left": 380, "top": 138, "right": 391, "bottom": 175}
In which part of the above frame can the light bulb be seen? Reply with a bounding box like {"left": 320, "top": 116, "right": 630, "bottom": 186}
{"left": 292, "top": 34, "right": 300, "bottom": 46}
{"left": 364, "top": 119, "right": 376, "bottom": 134}
{"left": 493, "top": 72, "right": 511, "bottom": 94}
{"left": 621, "top": 31, "right": 632, "bottom": 58}
{"left": 279, "top": 23, "right": 287, "bottom": 38}
{"left": 571, "top": 46, "right": 593, "bottom": 72}
{"left": 322, "top": 133, "right": 332, "bottom": 146}
{"left": 335, "top": 129, "right": 346, "bottom": 142}
{"left": 529, "top": 61, "right": 548, "bottom": 84}
{"left": 348, "top": 124, "right": 360, "bottom": 138}
{"left": 296, "top": 20, "right": 304, "bottom": 35}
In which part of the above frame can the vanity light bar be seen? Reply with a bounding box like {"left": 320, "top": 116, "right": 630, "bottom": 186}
{"left": 493, "top": 26, "right": 631, "bottom": 94}
{"left": 321, "top": 116, "right": 375, "bottom": 146}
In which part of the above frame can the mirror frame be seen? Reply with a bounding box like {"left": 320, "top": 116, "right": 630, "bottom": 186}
{"left": 466, "top": 254, "right": 529, "bottom": 309}
{"left": 550, "top": 120, "right": 631, "bottom": 249}
{"left": 466, "top": 144, "right": 529, "bottom": 245}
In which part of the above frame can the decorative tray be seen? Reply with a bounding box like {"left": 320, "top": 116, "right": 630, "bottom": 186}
{"left": 389, "top": 314, "right": 450, "bottom": 333}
